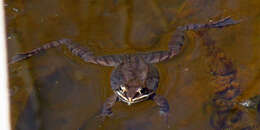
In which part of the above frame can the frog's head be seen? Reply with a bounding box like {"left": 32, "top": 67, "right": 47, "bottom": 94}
{"left": 116, "top": 68, "right": 154, "bottom": 105}
{"left": 114, "top": 59, "right": 155, "bottom": 105}
{"left": 116, "top": 81, "right": 154, "bottom": 105}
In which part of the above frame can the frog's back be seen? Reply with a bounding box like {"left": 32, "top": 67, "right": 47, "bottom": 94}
{"left": 110, "top": 55, "right": 159, "bottom": 91}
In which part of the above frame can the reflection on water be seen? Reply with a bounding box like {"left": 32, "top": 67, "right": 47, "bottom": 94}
{"left": 6, "top": 0, "right": 260, "bottom": 129}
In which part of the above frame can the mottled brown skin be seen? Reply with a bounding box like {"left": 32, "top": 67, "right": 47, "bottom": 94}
{"left": 198, "top": 31, "right": 241, "bottom": 129}
{"left": 10, "top": 17, "right": 238, "bottom": 123}
{"left": 198, "top": 30, "right": 260, "bottom": 129}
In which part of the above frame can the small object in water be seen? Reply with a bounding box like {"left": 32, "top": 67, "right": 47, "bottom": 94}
{"left": 239, "top": 95, "right": 260, "bottom": 110}
{"left": 12, "top": 8, "right": 19, "bottom": 12}
{"left": 239, "top": 100, "right": 255, "bottom": 108}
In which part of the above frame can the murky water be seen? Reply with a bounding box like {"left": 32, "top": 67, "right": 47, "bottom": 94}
{"left": 6, "top": 0, "right": 260, "bottom": 130}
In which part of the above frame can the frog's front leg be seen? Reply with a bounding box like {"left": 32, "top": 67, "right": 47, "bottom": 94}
{"left": 152, "top": 94, "right": 170, "bottom": 123}
{"left": 98, "top": 94, "right": 118, "bottom": 120}
{"left": 141, "top": 17, "right": 240, "bottom": 64}
{"left": 10, "top": 39, "right": 122, "bottom": 66}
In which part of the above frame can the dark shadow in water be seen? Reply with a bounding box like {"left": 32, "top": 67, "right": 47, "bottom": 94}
{"left": 15, "top": 92, "right": 39, "bottom": 130}
{"left": 199, "top": 30, "right": 260, "bottom": 129}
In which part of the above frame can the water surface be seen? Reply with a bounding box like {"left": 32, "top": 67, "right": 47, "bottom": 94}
{"left": 6, "top": 0, "right": 260, "bottom": 129}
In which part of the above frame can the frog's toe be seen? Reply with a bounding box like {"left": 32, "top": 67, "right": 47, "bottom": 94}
{"left": 96, "top": 112, "right": 113, "bottom": 122}
{"left": 159, "top": 111, "right": 170, "bottom": 128}
{"left": 211, "top": 17, "right": 240, "bottom": 28}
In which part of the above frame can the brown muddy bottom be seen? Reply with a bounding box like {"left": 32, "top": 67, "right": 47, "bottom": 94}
{"left": 6, "top": 0, "right": 260, "bottom": 130}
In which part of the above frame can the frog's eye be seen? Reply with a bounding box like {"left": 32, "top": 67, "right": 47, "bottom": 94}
{"left": 136, "top": 88, "right": 142, "bottom": 95}
{"left": 120, "top": 84, "right": 127, "bottom": 93}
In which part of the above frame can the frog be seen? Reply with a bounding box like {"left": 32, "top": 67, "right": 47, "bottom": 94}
{"left": 10, "top": 17, "right": 239, "bottom": 122}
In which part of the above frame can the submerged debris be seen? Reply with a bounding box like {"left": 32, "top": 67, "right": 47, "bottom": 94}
{"left": 12, "top": 8, "right": 19, "bottom": 12}
{"left": 240, "top": 95, "right": 260, "bottom": 110}
{"left": 198, "top": 30, "right": 258, "bottom": 129}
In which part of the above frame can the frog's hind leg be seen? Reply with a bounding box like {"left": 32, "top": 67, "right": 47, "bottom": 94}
{"left": 10, "top": 39, "right": 122, "bottom": 66}
{"left": 9, "top": 39, "right": 66, "bottom": 64}
{"left": 170, "top": 17, "right": 240, "bottom": 58}
{"left": 141, "top": 17, "right": 240, "bottom": 64}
